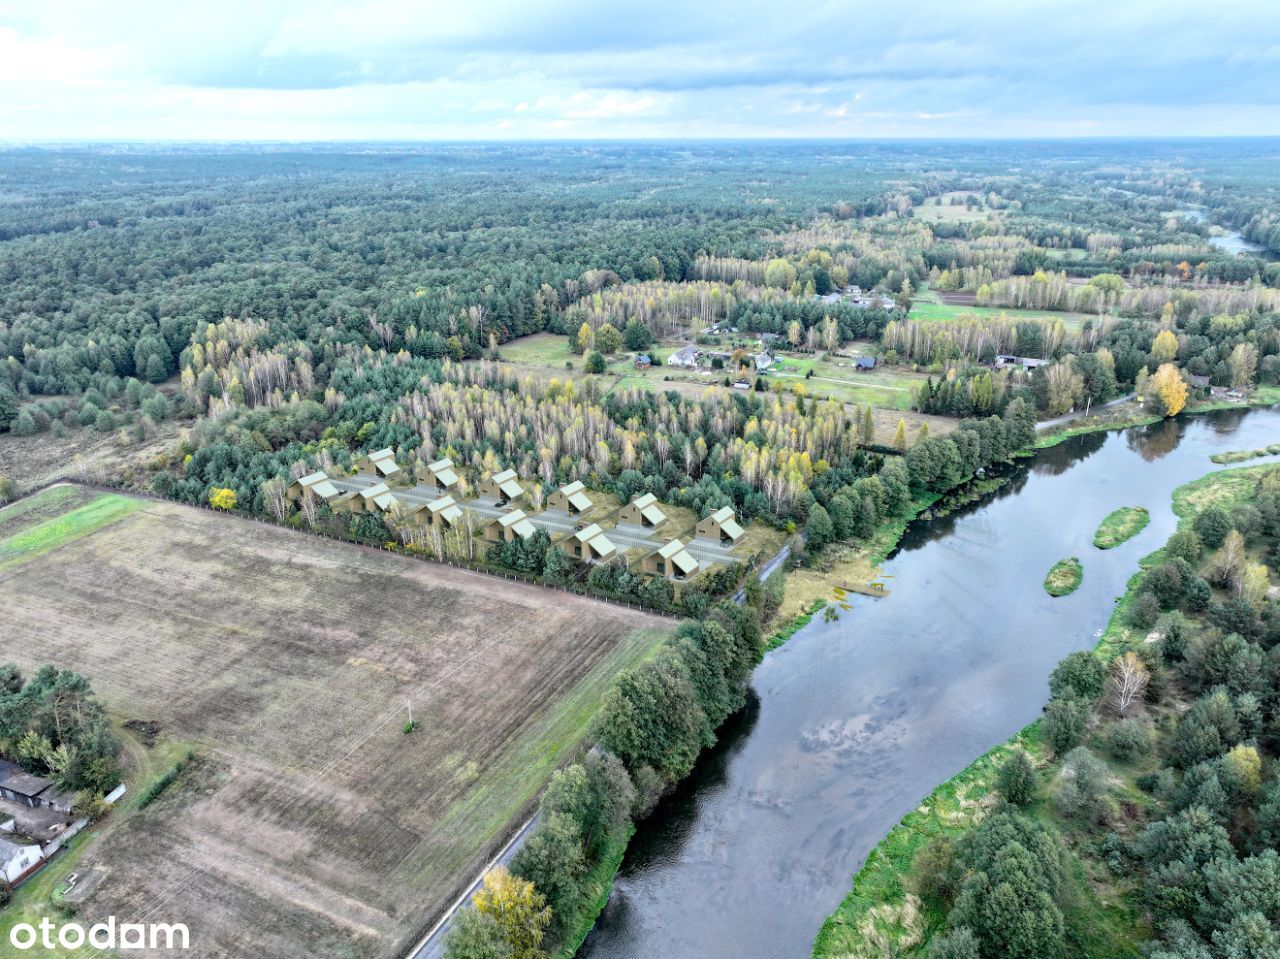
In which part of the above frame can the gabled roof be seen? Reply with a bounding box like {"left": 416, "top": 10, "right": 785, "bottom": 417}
{"left": 587, "top": 532, "right": 617, "bottom": 559}
{"left": 496, "top": 509, "right": 536, "bottom": 539}
{"left": 709, "top": 505, "right": 736, "bottom": 524}
{"left": 427, "top": 458, "right": 459, "bottom": 485}
{"left": 720, "top": 517, "right": 745, "bottom": 540}
{"left": 671, "top": 550, "right": 699, "bottom": 575}
{"left": 367, "top": 448, "right": 401, "bottom": 476}
{"left": 429, "top": 458, "right": 455, "bottom": 472}
{"left": 573, "top": 523, "right": 604, "bottom": 544}
{"left": 360, "top": 483, "right": 398, "bottom": 511}
{"left": 491, "top": 470, "right": 524, "bottom": 499}
{"left": 640, "top": 503, "right": 666, "bottom": 525}
{"left": 428, "top": 495, "right": 463, "bottom": 524}
{"left": 298, "top": 471, "right": 341, "bottom": 499}
{"left": 632, "top": 492, "right": 657, "bottom": 509}
{"left": 559, "top": 480, "right": 593, "bottom": 512}
{"left": 657, "top": 539, "right": 685, "bottom": 559}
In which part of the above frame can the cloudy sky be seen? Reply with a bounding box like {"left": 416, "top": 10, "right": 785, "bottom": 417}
{"left": 2, "top": 0, "right": 1279, "bottom": 140}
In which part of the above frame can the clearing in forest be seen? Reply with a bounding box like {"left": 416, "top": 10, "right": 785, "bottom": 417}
{"left": 0, "top": 486, "right": 672, "bottom": 959}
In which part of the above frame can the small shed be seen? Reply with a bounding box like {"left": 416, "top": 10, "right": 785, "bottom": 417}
{"left": 549, "top": 481, "right": 594, "bottom": 516}
{"left": 357, "top": 448, "right": 401, "bottom": 480}
{"left": 485, "top": 509, "right": 537, "bottom": 543}
{"left": 619, "top": 493, "right": 667, "bottom": 529}
{"left": 696, "top": 505, "right": 745, "bottom": 546}
{"left": 480, "top": 469, "right": 524, "bottom": 504}
{"left": 855, "top": 356, "right": 878, "bottom": 371}
{"left": 634, "top": 354, "right": 652, "bottom": 370}
{"left": 643, "top": 539, "right": 700, "bottom": 580}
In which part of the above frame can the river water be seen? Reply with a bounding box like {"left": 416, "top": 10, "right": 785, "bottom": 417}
{"left": 581, "top": 406, "right": 1280, "bottom": 959}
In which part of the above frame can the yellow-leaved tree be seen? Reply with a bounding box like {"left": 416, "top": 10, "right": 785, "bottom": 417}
{"left": 1151, "top": 329, "right": 1179, "bottom": 365}
{"left": 470, "top": 867, "right": 550, "bottom": 959}
{"left": 1150, "top": 363, "right": 1187, "bottom": 417}
{"left": 209, "top": 487, "right": 238, "bottom": 510}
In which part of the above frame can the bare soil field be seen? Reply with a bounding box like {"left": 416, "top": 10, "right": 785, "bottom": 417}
{"left": 0, "top": 487, "right": 671, "bottom": 958}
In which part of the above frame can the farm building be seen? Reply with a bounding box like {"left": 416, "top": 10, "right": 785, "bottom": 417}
{"left": 480, "top": 469, "right": 525, "bottom": 504}
{"left": 754, "top": 353, "right": 774, "bottom": 372}
{"left": 667, "top": 345, "right": 700, "bottom": 369}
{"left": 696, "top": 505, "right": 745, "bottom": 545}
{"left": 619, "top": 492, "right": 667, "bottom": 529}
{"left": 485, "top": 509, "right": 537, "bottom": 543}
{"left": 642, "top": 539, "right": 700, "bottom": 580}
{"left": 356, "top": 447, "right": 402, "bottom": 481}
{"left": 0, "top": 761, "right": 73, "bottom": 814}
{"left": 634, "top": 354, "right": 652, "bottom": 370}
{"left": 549, "top": 481, "right": 593, "bottom": 515}
{"left": 421, "top": 458, "right": 460, "bottom": 492}
{"left": 287, "top": 471, "right": 341, "bottom": 503}
{"left": 994, "top": 355, "right": 1049, "bottom": 371}
{"left": 562, "top": 524, "right": 618, "bottom": 562}
{"left": 855, "top": 356, "right": 878, "bottom": 371}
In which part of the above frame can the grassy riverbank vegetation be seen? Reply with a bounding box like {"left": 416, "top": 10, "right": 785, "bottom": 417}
{"left": 1094, "top": 507, "right": 1152, "bottom": 549}
{"left": 814, "top": 461, "right": 1280, "bottom": 959}
{"left": 1045, "top": 557, "right": 1084, "bottom": 596}
{"left": 1212, "top": 442, "right": 1280, "bottom": 464}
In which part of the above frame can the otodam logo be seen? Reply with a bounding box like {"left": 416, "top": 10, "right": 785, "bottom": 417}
{"left": 9, "top": 917, "right": 190, "bottom": 951}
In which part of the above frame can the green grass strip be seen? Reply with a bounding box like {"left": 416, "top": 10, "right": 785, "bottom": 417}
{"left": 0, "top": 493, "right": 145, "bottom": 569}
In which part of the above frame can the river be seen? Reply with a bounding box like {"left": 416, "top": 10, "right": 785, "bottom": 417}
{"left": 580, "top": 406, "right": 1280, "bottom": 959}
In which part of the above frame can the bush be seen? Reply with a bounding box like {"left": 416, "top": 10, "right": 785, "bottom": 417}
{"left": 1129, "top": 592, "right": 1162, "bottom": 629}
{"left": 1194, "top": 506, "right": 1232, "bottom": 549}
{"left": 1100, "top": 718, "right": 1151, "bottom": 762}
{"left": 1049, "top": 651, "right": 1106, "bottom": 702}
{"left": 997, "top": 749, "right": 1037, "bottom": 806}
{"left": 1043, "top": 697, "right": 1090, "bottom": 755}
{"left": 1054, "top": 746, "right": 1110, "bottom": 821}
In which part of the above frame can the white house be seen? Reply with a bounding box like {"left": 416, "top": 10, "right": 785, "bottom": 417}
{"left": 667, "top": 346, "right": 700, "bottom": 369}
{"left": 0, "top": 836, "right": 42, "bottom": 886}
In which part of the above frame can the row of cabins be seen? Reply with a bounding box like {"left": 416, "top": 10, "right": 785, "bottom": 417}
{"left": 287, "top": 450, "right": 747, "bottom": 580}
{"left": 667, "top": 346, "right": 774, "bottom": 373}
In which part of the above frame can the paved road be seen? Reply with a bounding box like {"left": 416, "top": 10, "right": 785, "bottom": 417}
{"left": 407, "top": 815, "right": 540, "bottom": 959}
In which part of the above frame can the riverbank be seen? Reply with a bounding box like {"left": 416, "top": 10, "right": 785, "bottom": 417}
{"left": 1033, "top": 385, "right": 1280, "bottom": 451}
{"left": 811, "top": 459, "right": 1278, "bottom": 959}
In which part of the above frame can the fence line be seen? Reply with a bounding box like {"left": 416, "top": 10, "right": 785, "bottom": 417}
{"left": 9, "top": 474, "right": 691, "bottom": 619}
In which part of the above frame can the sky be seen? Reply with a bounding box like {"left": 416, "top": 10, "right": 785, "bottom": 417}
{"left": 1, "top": 0, "right": 1279, "bottom": 141}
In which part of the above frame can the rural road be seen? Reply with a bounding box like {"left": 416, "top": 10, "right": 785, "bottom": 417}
{"left": 407, "top": 814, "right": 540, "bottom": 959}
{"left": 1036, "top": 392, "right": 1136, "bottom": 432}
{"left": 734, "top": 544, "right": 792, "bottom": 604}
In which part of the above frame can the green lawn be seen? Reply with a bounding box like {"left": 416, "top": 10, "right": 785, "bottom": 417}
{"left": 908, "top": 297, "right": 1094, "bottom": 335}
{"left": 1044, "top": 557, "right": 1084, "bottom": 596}
{"left": 1092, "top": 507, "right": 1150, "bottom": 550}
{"left": 0, "top": 492, "right": 145, "bottom": 570}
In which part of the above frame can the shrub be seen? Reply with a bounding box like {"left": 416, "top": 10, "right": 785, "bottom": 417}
{"left": 1043, "top": 697, "right": 1090, "bottom": 756}
{"left": 1130, "top": 592, "right": 1162, "bottom": 629}
{"left": 997, "top": 749, "right": 1037, "bottom": 806}
{"left": 1100, "top": 718, "right": 1151, "bottom": 762}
